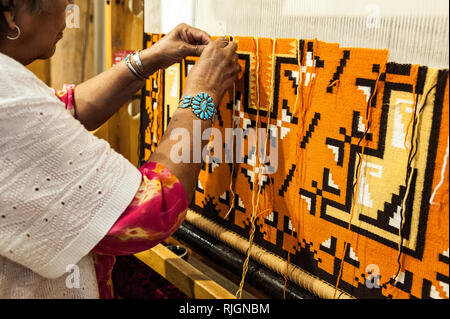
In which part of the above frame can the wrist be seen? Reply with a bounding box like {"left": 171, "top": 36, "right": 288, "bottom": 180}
{"left": 182, "top": 90, "right": 219, "bottom": 107}
{"left": 125, "top": 54, "right": 147, "bottom": 81}
{"left": 179, "top": 91, "right": 218, "bottom": 124}
{"left": 139, "top": 49, "right": 159, "bottom": 77}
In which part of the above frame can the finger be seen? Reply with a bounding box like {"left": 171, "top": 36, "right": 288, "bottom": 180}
{"left": 184, "top": 30, "right": 195, "bottom": 44}
{"left": 224, "top": 41, "right": 238, "bottom": 54}
{"left": 187, "top": 28, "right": 212, "bottom": 45}
{"left": 234, "top": 63, "right": 241, "bottom": 76}
{"left": 184, "top": 43, "right": 207, "bottom": 57}
{"left": 212, "top": 37, "right": 230, "bottom": 48}
{"left": 179, "top": 24, "right": 212, "bottom": 45}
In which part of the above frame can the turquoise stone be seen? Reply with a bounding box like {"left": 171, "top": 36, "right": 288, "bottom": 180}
{"left": 182, "top": 93, "right": 216, "bottom": 122}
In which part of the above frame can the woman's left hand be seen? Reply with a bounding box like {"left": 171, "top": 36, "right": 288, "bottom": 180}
{"left": 140, "top": 23, "right": 212, "bottom": 76}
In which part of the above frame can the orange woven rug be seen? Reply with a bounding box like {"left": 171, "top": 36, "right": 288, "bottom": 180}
{"left": 140, "top": 34, "right": 449, "bottom": 299}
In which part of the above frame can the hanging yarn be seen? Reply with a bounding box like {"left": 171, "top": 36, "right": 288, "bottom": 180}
{"left": 236, "top": 38, "right": 277, "bottom": 299}
{"left": 286, "top": 38, "right": 311, "bottom": 299}
{"left": 293, "top": 38, "right": 305, "bottom": 241}
{"left": 333, "top": 63, "right": 384, "bottom": 298}
{"left": 392, "top": 71, "right": 440, "bottom": 285}
{"left": 225, "top": 36, "right": 237, "bottom": 220}
{"left": 293, "top": 39, "right": 303, "bottom": 115}
{"left": 235, "top": 37, "right": 262, "bottom": 299}
{"left": 403, "top": 80, "right": 418, "bottom": 151}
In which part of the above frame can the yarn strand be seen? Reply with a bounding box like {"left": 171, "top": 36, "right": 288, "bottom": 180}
{"left": 333, "top": 64, "right": 383, "bottom": 298}
{"left": 225, "top": 36, "right": 237, "bottom": 220}
{"left": 391, "top": 74, "right": 439, "bottom": 285}
{"left": 236, "top": 37, "right": 261, "bottom": 299}
{"left": 236, "top": 38, "right": 277, "bottom": 299}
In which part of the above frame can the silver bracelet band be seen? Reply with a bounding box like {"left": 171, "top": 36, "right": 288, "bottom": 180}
{"left": 125, "top": 54, "right": 147, "bottom": 81}
{"left": 132, "top": 51, "right": 145, "bottom": 74}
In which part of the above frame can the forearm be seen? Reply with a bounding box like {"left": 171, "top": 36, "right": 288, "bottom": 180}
{"left": 73, "top": 59, "right": 157, "bottom": 131}
{"left": 149, "top": 108, "right": 212, "bottom": 205}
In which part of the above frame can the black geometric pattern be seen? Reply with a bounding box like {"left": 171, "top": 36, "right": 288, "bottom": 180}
{"left": 300, "top": 113, "right": 321, "bottom": 149}
{"left": 327, "top": 50, "right": 350, "bottom": 93}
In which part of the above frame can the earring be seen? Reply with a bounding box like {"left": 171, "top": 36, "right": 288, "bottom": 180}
{"left": 7, "top": 25, "right": 21, "bottom": 40}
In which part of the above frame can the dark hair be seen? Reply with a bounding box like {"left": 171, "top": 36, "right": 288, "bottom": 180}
{"left": 0, "top": 0, "right": 44, "bottom": 36}
{"left": 0, "top": 0, "right": 44, "bottom": 12}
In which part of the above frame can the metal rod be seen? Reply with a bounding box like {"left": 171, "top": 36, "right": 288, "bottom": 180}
{"left": 174, "top": 221, "right": 318, "bottom": 299}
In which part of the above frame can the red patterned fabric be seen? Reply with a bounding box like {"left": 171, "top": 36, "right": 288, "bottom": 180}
{"left": 54, "top": 84, "right": 76, "bottom": 117}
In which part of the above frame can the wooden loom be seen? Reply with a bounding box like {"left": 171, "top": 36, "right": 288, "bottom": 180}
{"left": 109, "top": 0, "right": 449, "bottom": 299}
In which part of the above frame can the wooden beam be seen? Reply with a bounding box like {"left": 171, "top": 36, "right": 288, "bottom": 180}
{"left": 92, "top": 0, "right": 144, "bottom": 164}
{"left": 135, "top": 244, "right": 236, "bottom": 299}
{"left": 90, "top": 0, "right": 113, "bottom": 144}
{"left": 51, "top": 0, "right": 95, "bottom": 88}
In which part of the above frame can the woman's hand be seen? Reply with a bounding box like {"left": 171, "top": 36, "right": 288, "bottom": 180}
{"left": 140, "top": 23, "right": 212, "bottom": 76}
{"left": 182, "top": 37, "right": 240, "bottom": 106}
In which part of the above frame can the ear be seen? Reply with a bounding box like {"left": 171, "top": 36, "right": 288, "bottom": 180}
{"left": 2, "top": 10, "right": 16, "bottom": 30}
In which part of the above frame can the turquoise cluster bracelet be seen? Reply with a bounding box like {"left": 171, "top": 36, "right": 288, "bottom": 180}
{"left": 180, "top": 93, "right": 217, "bottom": 123}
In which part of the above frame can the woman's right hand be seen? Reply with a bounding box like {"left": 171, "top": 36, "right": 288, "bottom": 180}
{"left": 182, "top": 37, "right": 240, "bottom": 106}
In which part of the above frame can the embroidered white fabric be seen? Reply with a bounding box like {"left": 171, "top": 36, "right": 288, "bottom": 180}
{"left": 0, "top": 53, "right": 142, "bottom": 298}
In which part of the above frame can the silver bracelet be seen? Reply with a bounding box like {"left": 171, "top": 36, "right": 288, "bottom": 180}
{"left": 125, "top": 54, "right": 147, "bottom": 81}
{"left": 131, "top": 51, "right": 145, "bottom": 75}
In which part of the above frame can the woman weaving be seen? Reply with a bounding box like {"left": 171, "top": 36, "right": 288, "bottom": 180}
{"left": 0, "top": 0, "right": 240, "bottom": 298}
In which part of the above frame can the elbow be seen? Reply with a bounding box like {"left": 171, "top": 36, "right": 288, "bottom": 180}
{"left": 78, "top": 117, "right": 100, "bottom": 132}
